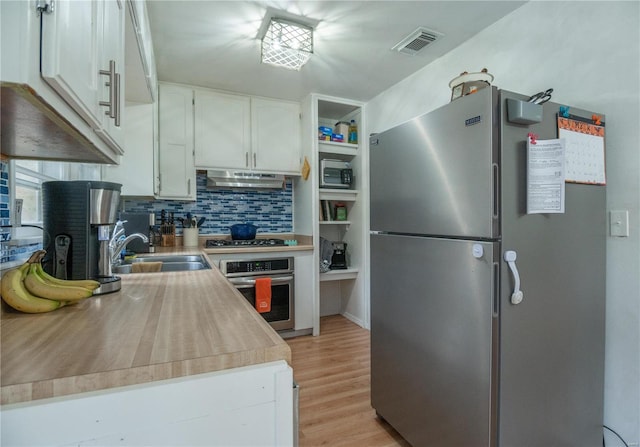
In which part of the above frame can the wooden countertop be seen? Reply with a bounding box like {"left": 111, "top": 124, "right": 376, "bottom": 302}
{"left": 0, "top": 253, "right": 291, "bottom": 405}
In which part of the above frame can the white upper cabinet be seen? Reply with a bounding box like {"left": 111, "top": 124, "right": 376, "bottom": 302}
{"left": 40, "top": 0, "right": 101, "bottom": 130}
{"left": 157, "top": 84, "right": 196, "bottom": 200}
{"left": 102, "top": 101, "right": 156, "bottom": 197}
{"left": 193, "top": 89, "right": 301, "bottom": 175}
{"left": 251, "top": 98, "right": 301, "bottom": 174}
{"left": 125, "top": 0, "right": 157, "bottom": 103}
{"left": 95, "top": 0, "right": 126, "bottom": 152}
{"left": 195, "top": 90, "right": 251, "bottom": 170}
{"left": 40, "top": 0, "right": 125, "bottom": 155}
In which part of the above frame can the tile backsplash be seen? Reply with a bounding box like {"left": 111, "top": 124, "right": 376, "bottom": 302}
{"left": 1, "top": 163, "right": 293, "bottom": 263}
{"left": 124, "top": 173, "right": 293, "bottom": 235}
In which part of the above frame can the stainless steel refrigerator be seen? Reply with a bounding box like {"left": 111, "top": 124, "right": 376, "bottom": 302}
{"left": 369, "top": 87, "right": 605, "bottom": 446}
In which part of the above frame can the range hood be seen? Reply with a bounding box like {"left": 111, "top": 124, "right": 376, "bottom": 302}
{"left": 206, "top": 170, "right": 285, "bottom": 189}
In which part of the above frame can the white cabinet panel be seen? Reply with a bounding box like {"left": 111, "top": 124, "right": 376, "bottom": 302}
{"left": 252, "top": 98, "right": 301, "bottom": 174}
{"left": 194, "top": 90, "right": 251, "bottom": 169}
{"left": 158, "top": 84, "right": 195, "bottom": 200}
{"left": 95, "top": 0, "right": 126, "bottom": 152}
{"left": 1, "top": 361, "right": 293, "bottom": 447}
{"left": 192, "top": 89, "right": 300, "bottom": 174}
{"left": 40, "top": 0, "right": 101, "bottom": 129}
{"left": 102, "top": 102, "right": 156, "bottom": 196}
{"left": 40, "top": 0, "right": 125, "bottom": 155}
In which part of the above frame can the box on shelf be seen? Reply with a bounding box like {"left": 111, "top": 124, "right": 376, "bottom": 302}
{"left": 332, "top": 133, "right": 344, "bottom": 142}
{"left": 318, "top": 126, "right": 332, "bottom": 141}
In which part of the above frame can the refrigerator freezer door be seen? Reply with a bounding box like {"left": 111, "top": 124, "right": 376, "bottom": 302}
{"left": 370, "top": 87, "right": 499, "bottom": 239}
{"left": 370, "top": 233, "right": 498, "bottom": 446}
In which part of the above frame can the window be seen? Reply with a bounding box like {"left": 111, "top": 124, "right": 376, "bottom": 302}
{"left": 11, "top": 160, "right": 101, "bottom": 224}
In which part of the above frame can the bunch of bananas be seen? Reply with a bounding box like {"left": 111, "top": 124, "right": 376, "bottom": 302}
{"left": 1, "top": 250, "right": 100, "bottom": 313}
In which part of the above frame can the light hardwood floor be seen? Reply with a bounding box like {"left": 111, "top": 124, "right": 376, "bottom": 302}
{"left": 287, "top": 315, "right": 410, "bottom": 447}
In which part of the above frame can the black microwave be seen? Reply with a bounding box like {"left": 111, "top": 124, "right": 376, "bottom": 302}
{"left": 320, "top": 159, "right": 353, "bottom": 189}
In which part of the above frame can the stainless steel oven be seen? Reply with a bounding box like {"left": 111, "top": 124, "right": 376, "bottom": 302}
{"left": 220, "top": 257, "right": 294, "bottom": 331}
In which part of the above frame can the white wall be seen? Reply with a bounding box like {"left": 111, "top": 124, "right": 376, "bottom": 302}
{"left": 366, "top": 1, "right": 640, "bottom": 444}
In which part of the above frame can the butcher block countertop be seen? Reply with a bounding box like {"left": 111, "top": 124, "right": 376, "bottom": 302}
{"left": 0, "top": 251, "right": 291, "bottom": 405}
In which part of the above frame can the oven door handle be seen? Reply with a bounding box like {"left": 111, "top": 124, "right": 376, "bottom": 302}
{"left": 228, "top": 275, "right": 294, "bottom": 286}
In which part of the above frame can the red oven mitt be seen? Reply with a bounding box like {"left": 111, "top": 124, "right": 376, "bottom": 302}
{"left": 255, "top": 277, "right": 272, "bottom": 313}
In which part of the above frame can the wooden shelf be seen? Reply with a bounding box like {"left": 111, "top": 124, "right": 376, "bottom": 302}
{"left": 318, "top": 140, "right": 358, "bottom": 157}
{"left": 319, "top": 220, "right": 351, "bottom": 225}
{"left": 320, "top": 268, "right": 359, "bottom": 282}
{"left": 319, "top": 189, "right": 357, "bottom": 201}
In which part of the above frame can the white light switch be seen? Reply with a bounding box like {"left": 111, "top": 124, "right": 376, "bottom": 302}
{"left": 610, "top": 210, "right": 629, "bottom": 237}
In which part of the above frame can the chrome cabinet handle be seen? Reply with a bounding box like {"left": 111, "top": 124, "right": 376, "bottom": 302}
{"left": 504, "top": 250, "right": 523, "bottom": 304}
{"left": 114, "top": 72, "right": 121, "bottom": 127}
{"left": 187, "top": 178, "right": 191, "bottom": 195}
{"left": 253, "top": 152, "right": 256, "bottom": 167}
{"left": 99, "top": 60, "right": 116, "bottom": 119}
{"left": 245, "top": 152, "right": 249, "bottom": 167}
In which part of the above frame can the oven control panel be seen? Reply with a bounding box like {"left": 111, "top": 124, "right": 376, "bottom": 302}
{"left": 220, "top": 258, "right": 294, "bottom": 276}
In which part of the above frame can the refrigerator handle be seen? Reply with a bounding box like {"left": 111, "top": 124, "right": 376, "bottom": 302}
{"left": 492, "top": 262, "right": 500, "bottom": 316}
{"left": 504, "top": 250, "right": 524, "bottom": 305}
{"left": 492, "top": 163, "right": 499, "bottom": 219}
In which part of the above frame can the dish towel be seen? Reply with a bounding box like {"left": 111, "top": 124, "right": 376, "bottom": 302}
{"left": 255, "top": 277, "right": 272, "bottom": 313}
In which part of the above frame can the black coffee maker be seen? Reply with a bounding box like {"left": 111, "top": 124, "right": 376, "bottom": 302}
{"left": 330, "top": 242, "right": 348, "bottom": 270}
{"left": 42, "top": 181, "right": 122, "bottom": 294}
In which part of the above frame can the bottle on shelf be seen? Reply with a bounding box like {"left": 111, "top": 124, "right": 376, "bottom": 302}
{"left": 348, "top": 120, "right": 358, "bottom": 145}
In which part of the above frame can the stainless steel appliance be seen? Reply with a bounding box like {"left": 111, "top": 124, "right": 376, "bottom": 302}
{"left": 42, "top": 181, "right": 124, "bottom": 294}
{"left": 206, "top": 238, "right": 286, "bottom": 248}
{"left": 320, "top": 159, "right": 353, "bottom": 189}
{"left": 220, "top": 257, "right": 294, "bottom": 331}
{"left": 369, "top": 87, "right": 605, "bottom": 446}
{"left": 206, "top": 170, "right": 285, "bottom": 189}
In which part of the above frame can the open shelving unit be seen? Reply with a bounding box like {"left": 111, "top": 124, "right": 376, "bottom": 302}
{"left": 294, "top": 94, "right": 368, "bottom": 336}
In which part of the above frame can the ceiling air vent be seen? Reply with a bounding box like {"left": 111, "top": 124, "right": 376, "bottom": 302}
{"left": 392, "top": 27, "right": 443, "bottom": 56}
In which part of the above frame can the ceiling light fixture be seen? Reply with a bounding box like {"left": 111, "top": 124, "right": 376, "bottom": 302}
{"left": 261, "top": 18, "right": 313, "bottom": 71}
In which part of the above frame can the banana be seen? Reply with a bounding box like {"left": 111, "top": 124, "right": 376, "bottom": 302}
{"left": 1, "top": 264, "right": 64, "bottom": 313}
{"left": 23, "top": 264, "right": 93, "bottom": 302}
{"left": 33, "top": 262, "right": 100, "bottom": 292}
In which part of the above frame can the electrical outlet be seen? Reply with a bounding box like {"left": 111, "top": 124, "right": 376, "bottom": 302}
{"left": 610, "top": 210, "right": 629, "bottom": 237}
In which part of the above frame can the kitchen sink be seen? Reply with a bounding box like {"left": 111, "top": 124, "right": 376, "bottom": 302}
{"left": 112, "top": 254, "right": 211, "bottom": 274}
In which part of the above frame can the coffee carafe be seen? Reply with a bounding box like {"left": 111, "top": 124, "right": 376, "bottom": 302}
{"left": 42, "top": 181, "right": 122, "bottom": 294}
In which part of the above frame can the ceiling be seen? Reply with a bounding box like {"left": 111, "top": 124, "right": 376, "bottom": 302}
{"left": 146, "top": 1, "right": 526, "bottom": 103}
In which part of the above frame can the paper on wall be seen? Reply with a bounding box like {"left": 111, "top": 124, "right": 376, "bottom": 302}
{"left": 527, "top": 138, "right": 566, "bottom": 214}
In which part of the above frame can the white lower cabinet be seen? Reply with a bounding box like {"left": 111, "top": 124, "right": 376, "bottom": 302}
{"left": 1, "top": 361, "right": 294, "bottom": 447}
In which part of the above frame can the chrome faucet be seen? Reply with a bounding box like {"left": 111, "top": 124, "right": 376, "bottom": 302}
{"left": 109, "top": 220, "right": 149, "bottom": 266}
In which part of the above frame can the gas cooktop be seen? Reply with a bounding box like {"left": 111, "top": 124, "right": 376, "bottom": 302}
{"left": 206, "top": 239, "right": 286, "bottom": 248}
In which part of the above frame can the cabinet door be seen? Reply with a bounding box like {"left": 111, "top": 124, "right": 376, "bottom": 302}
{"left": 194, "top": 90, "right": 250, "bottom": 169}
{"left": 102, "top": 102, "right": 155, "bottom": 196}
{"left": 158, "top": 85, "right": 196, "bottom": 199}
{"left": 41, "top": 0, "right": 101, "bottom": 128}
{"left": 251, "top": 98, "right": 301, "bottom": 174}
{"left": 94, "top": 0, "right": 125, "bottom": 153}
